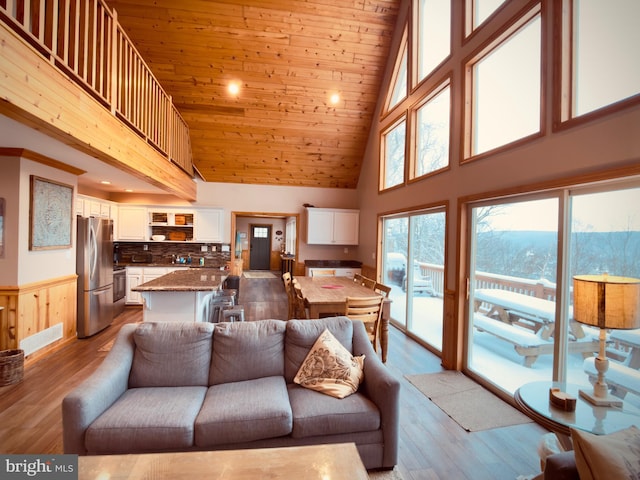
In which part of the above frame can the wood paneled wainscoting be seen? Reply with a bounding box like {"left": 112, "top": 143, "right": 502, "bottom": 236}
{"left": 0, "top": 275, "right": 77, "bottom": 365}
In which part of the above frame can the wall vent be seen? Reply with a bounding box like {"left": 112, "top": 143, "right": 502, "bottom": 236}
{"left": 19, "top": 323, "right": 63, "bottom": 356}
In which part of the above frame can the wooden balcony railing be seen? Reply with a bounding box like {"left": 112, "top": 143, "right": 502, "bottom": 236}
{"left": 418, "top": 263, "right": 557, "bottom": 302}
{"left": 0, "top": 0, "right": 193, "bottom": 176}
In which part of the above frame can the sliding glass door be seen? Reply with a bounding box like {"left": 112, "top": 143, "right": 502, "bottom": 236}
{"left": 382, "top": 209, "right": 446, "bottom": 351}
{"left": 466, "top": 182, "right": 640, "bottom": 406}
{"left": 467, "top": 197, "right": 559, "bottom": 391}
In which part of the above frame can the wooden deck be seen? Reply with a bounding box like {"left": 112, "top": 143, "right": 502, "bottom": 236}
{"left": 0, "top": 274, "right": 548, "bottom": 479}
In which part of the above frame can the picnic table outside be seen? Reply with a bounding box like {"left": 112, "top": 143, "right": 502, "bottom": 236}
{"left": 473, "top": 288, "right": 598, "bottom": 367}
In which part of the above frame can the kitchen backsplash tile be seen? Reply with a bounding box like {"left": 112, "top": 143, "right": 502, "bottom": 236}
{"left": 115, "top": 242, "right": 231, "bottom": 267}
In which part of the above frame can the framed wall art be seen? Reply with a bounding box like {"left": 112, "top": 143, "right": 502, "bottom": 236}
{"left": 29, "top": 175, "right": 73, "bottom": 250}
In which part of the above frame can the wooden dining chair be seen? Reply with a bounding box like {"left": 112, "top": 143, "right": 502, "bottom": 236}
{"left": 293, "top": 283, "right": 309, "bottom": 319}
{"left": 374, "top": 282, "right": 391, "bottom": 298}
{"left": 361, "top": 277, "right": 376, "bottom": 289}
{"left": 344, "top": 295, "right": 384, "bottom": 351}
{"left": 311, "top": 269, "right": 336, "bottom": 277}
{"left": 282, "top": 272, "right": 295, "bottom": 320}
{"left": 353, "top": 273, "right": 376, "bottom": 289}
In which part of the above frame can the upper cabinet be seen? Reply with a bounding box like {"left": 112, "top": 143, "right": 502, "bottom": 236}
{"left": 76, "top": 195, "right": 114, "bottom": 219}
{"left": 115, "top": 205, "right": 224, "bottom": 242}
{"left": 117, "top": 206, "right": 148, "bottom": 240}
{"left": 195, "top": 208, "right": 224, "bottom": 242}
{"left": 306, "top": 208, "right": 359, "bottom": 245}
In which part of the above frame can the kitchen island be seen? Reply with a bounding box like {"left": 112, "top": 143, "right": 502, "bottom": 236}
{"left": 132, "top": 269, "right": 227, "bottom": 323}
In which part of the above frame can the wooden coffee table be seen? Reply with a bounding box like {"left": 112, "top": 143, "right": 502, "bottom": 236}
{"left": 79, "top": 443, "right": 368, "bottom": 479}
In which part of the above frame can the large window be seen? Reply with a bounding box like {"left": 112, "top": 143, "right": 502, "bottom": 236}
{"left": 466, "top": 183, "right": 640, "bottom": 406}
{"left": 416, "top": 0, "right": 451, "bottom": 82}
{"left": 467, "top": 10, "right": 541, "bottom": 157}
{"left": 380, "top": 118, "right": 406, "bottom": 190}
{"left": 386, "top": 38, "right": 408, "bottom": 111}
{"left": 469, "top": 0, "right": 507, "bottom": 31}
{"left": 413, "top": 82, "right": 450, "bottom": 178}
{"left": 566, "top": 0, "right": 640, "bottom": 118}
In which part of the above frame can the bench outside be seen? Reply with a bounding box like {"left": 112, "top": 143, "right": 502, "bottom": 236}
{"left": 474, "top": 313, "right": 599, "bottom": 367}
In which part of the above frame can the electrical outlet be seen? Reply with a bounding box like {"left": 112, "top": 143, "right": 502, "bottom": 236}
{"left": 143, "top": 244, "right": 148, "bottom": 251}
{"left": 212, "top": 246, "right": 217, "bottom": 252}
{"left": 200, "top": 245, "right": 208, "bottom": 252}
{"left": 344, "top": 247, "right": 348, "bottom": 254}
{"left": 371, "top": 252, "right": 376, "bottom": 260}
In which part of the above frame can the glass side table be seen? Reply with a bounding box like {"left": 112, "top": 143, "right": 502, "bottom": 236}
{"left": 515, "top": 381, "right": 640, "bottom": 438}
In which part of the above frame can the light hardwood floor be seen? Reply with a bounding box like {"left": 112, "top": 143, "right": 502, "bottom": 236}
{"left": 0, "top": 275, "right": 548, "bottom": 479}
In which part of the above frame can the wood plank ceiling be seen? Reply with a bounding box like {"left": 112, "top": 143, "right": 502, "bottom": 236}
{"left": 105, "top": 0, "right": 400, "bottom": 189}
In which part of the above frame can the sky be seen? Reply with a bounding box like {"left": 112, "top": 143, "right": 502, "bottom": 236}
{"left": 485, "top": 188, "right": 640, "bottom": 232}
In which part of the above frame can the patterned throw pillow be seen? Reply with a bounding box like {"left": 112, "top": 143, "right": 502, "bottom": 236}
{"left": 571, "top": 425, "right": 640, "bottom": 480}
{"left": 293, "top": 328, "right": 365, "bottom": 399}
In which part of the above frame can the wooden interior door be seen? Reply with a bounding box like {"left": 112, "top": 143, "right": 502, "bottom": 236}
{"left": 249, "top": 224, "right": 271, "bottom": 270}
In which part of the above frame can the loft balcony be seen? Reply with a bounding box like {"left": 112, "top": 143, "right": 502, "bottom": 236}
{"left": 0, "top": 0, "right": 196, "bottom": 200}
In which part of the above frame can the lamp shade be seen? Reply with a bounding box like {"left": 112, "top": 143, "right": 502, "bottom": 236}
{"left": 573, "top": 274, "right": 640, "bottom": 329}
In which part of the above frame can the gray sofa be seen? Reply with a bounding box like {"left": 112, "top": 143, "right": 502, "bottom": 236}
{"left": 62, "top": 316, "right": 400, "bottom": 469}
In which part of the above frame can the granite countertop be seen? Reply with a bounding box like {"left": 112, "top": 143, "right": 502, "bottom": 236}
{"left": 132, "top": 269, "right": 228, "bottom": 292}
{"left": 117, "top": 262, "right": 225, "bottom": 269}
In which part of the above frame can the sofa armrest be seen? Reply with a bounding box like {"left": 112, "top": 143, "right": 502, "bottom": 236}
{"left": 62, "top": 324, "right": 137, "bottom": 454}
{"left": 352, "top": 320, "right": 400, "bottom": 468}
{"left": 544, "top": 452, "right": 579, "bottom": 480}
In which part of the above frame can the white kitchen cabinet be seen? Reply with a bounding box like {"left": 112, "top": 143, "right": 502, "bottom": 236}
{"left": 306, "top": 208, "right": 359, "bottom": 245}
{"left": 126, "top": 267, "right": 143, "bottom": 304}
{"left": 118, "top": 206, "right": 148, "bottom": 240}
{"left": 76, "top": 195, "right": 114, "bottom": 219}
{"left": 195, "top": 208, "right": 223, "bottom": 242}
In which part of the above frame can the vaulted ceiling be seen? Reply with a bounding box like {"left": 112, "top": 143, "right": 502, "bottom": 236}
{"left": 105, "top": 0, "right": 400, "bottom": 189}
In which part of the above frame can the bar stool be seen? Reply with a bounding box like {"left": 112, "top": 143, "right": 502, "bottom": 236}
{"left": 215, "top": 289, "right": 237, "bottom": 305}
{"left": 209, "top": 294, "right": 235, "bottom": 323}
{"left": 221, "top": 305, "right": 245, "bottom": 322}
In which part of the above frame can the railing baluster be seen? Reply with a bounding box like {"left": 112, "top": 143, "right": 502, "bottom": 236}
{"left": 62, "top": 0, "right": 69, "bottom": 64}
{"left": 110, "top": 8, "right": 117, "bottom": 114}
{"left": 50, "top": 0, "right": 58, "bottom": 64}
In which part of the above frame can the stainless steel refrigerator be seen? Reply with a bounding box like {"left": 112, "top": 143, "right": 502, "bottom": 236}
{"left": 76, "top": 216, "right": 114, "bottom": 338}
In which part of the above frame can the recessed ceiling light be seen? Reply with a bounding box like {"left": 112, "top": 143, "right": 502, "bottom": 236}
{"left": 100, "top": 180, "right": 111, "bottom": 185}
{"left": 228, "top": 82, "right": 240, "bottom": 95}
{"left": 124, "top": 189, "right": 134, "bottom": 192}
{"left": 329, "top": 93, "right": 340, "bottom": 105}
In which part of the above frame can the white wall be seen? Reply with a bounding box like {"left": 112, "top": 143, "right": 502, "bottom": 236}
{"left": 17, "top": 158, "right": 78, "bottom": 285}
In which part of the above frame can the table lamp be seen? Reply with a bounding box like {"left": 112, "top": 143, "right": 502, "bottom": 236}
{"left": 573, "top": 274, "right": 640, "bottom": 407}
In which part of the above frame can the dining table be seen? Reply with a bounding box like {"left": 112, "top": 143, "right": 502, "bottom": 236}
{"left": 294, "top": 276, "right": 391, "bottom": 362}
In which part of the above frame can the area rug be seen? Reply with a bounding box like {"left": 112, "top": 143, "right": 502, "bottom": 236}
{"left": 243, "top": 271, "right": 277, "bottom": 279}
{"left": 368, "top": 468, "right": 404, "bottom": 480}
{"left": 406, "top": 371, "right": 532, "bottom": 432}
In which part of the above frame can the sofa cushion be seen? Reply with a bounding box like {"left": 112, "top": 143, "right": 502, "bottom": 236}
{"left": 571, "top": 425, "right": 640, "bottom": 480}
{"left": 287, "top": 383, "right": 380, "bottom": 438}
{"left": 285, "top": 317, "right": 354, "bottom": 383}
{"left": 195, "top": 376, "right": 292, "bottom": 446}
{"left": 129, "top": 322, "right": 214, "bottom": 388}
{"left": 294, "top": 328, "right": 364, "bottom": 399}
{"left": 85, "top": 386, "right": 207, "bottom": 454}
{"left": 210, "top": 320, "right": 286, "bottom": 385}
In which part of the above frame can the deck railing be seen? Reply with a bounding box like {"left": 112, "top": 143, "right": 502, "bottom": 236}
{"left": 418, "top": 263, "right": 558, "bottom": 301}
{"left": 0, "top": 0, "right": 193, "bottom": 175}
